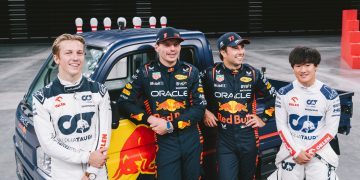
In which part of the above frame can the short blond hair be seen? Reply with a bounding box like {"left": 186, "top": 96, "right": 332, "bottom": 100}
{"left": 52, "top": 34, "right": 85, "bottom": 56}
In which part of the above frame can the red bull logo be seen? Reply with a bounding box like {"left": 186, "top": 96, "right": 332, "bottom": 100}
{"left": 178, "top": 120, "right": 191, "bottom": 129}
{"left": 265, "top": 107, "right": 275, "bottom": 117}
{"left": 218, "top": 101, "right": 248, "bottom": 114}
{"left": 156, "top": 99, "right": 186, "bottom": 112}
{"left": 112, "top": 125, "right": 156, "bottom": 179}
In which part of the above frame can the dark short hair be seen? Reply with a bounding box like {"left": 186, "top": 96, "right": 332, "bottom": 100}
{"left": 289, "top": 46, "right": 321, "bottom": 68}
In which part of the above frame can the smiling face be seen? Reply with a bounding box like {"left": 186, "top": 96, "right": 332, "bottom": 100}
{"left": 293, "top": 63, "right": 317, "bottom": 87}
{"left": 53, "top": 40, "right": 85, "bottom": 82}
{"left": 155, "top": 39, "right": 181, "bottom": 67}
{"left": 221, "top": 44, "right": 245, "bottom": 70}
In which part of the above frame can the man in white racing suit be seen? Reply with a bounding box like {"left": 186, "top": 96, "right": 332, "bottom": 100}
{"left": 33, "top": 34, "right": 112, "bottom": 180}
{"left": 268, "top": 47, "right": 341, "bottom": 180}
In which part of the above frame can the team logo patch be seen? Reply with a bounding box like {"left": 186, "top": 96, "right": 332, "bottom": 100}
{"left": 240, "top": 77, "right": 252, "bottom": 82}
{"left": 122, "top": 88, "right": 131, "bottom": 96}
{"left": 156, "top": 99, "right": 186, "bottom": 112}
{"left": 219, "top": 101, "right": 248, "bottom": 114}
{"left": 125, "top": 83, "right": 132, "bottom": 89}
{"left": 289, "top": 114, "right": 322, "bottom": 133}
{"left": 175, "top": 74, "right": 187, "bottom": 80}
{"left": 281, "top": 161, "right": 296, "bottom": 171}
{"left": 246, "top": 71, "right": 252, "bottom": 76}
{"left": 216, "top": 74, "right": 224, "bottom": 82}
{"left": 152, "top": 72, "right": 161, "bottom": 80}
{"left": 178, "top": 120, "right": 191, "bottom": 129}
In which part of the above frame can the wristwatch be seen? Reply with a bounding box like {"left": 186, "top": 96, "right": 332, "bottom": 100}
{"left": 166, "top": 121, "right": 173, "bottom": 133}
{"left": 85, "top": 171, "right": 96, "bottom": 180}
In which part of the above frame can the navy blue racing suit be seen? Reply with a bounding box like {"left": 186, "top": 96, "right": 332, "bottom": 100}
{"left": 118, "top": 60, "right": 206, "bottom": 180}
{"left": 201, "top": 62, "right": 276, "bottom": 180}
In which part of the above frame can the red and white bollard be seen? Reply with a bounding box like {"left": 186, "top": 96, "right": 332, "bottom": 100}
{"left": 117, "top": 17, "right": 126, "bottom": 30}
{"left": 149, "top": 16, "right": 156, "bottom": 28}
{"left": 160, "top": 16, "right": 167, "bottom": 28}
{"left": 132, "top": 17, "right": 142, "bottom": 29}
{"left": 103, "top": 17, "right": 111, "bottom": 30}
{"left": 75, "top": 17, "right": 83, "bottom": 33}
{"left": 90, "top": 18, "right": 98, "bottom": 32}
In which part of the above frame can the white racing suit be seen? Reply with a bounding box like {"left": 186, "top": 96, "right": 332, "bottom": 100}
{"left": 268, "top": 80, "right": 340, "bottom": 180}
{"left": 33, "top": 76, "right": 112, "bottom": 180}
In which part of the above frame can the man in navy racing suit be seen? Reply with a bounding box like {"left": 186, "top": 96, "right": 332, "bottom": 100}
{"left": 33, "top": 34, "right": 112, "bottom": 180}
{"left": 118, "top": 27, "right": 206, "bottom": 180}
{"left": 201, "top": 32, "right": 276, "bottom": 180}
{"left": 268, "top": 46, "right": 341, "bottom": 180}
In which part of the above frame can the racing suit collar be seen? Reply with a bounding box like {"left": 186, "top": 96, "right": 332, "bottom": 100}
{"left": 58, "top": 75, "right": 82, "bottom": 86}
{"left": 57, "top": 75, "right": 84, "bottom": 93}
{"left": 157, "top": 59, "right": 181, "bottom": 73}
{"left": 294, "top": 79, "right": 320, "bottom": 91}
{"left": 221, "top": 63, "right": 244, "bottom": 75}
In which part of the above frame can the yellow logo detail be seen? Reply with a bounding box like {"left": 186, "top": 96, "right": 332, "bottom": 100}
{"left": 156, "top": 99, "right": 186, "bottom": 112}
{"left": 178, "top": 120, "right": 191, "bottom": 129}
{"left": 197, "top": 87, "right": 204, "bottom": 93}
{"left": 175, "top": 74, "right": 188, "bottom": 80}
{"left": 126, "top": 83, "right": 133, "bottom": 89}
{"left": 122, "top": 88, "right": 131, "bottom": 96}
{"left": 240, "top": 77, "right": 252, "bottom": 82}
{"left": 265, "top": 107, "right": 275, "bottom": 117}
{"left": 130, "top": 113, "right": 144, "bottom": 121}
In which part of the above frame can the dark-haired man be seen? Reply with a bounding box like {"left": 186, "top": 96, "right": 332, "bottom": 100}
{"left": 201, "top": 32, "right": 276, "bottom": 180}
{"left": 268, "top": 46, "right": 340, "bottom": 180}
{"left": 118, "top": 27, "right": 206, "bottom": 179}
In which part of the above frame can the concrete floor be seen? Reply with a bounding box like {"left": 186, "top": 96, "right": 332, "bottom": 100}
{"left": 0, "top": 35, "right": 359, "bottom": 179}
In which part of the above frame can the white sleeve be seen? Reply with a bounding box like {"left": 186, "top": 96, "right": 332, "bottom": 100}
{"left": 275, "top": 93, "right": 302, "bottom": 158}
{"left": 306, "top": 96, "right": 340, "bottom": 154}
{"left": 33, "top": 95, "right": 90, "bottom": 164}
{"left": 87, "top": 90, "right": 112, "bottom": 174}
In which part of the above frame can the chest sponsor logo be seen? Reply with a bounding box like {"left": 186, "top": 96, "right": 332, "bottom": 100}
{"left": 125, "top": 83, "right": 133, "bottom": 89}
{"left": 241, "top": 84, "right": 251, "bottom": 89}
{"left": 214, "top": 83, "right": 226, "bottom": 88}
{"left": 289, "top": 114, "right": 322, "bottom": 133}
{"left": 156, "top": 99, "right": 186, "bottom": 112}
{"left": 289, "top": 97, "right": 299, "bottom": 107}
{"left": 152, "top": 72, "right": 161, "bottom": 80}
{"left": 151, "top": 90, "right": 187, "bottom": 97}
{"left": 214, "top": 92, "right": 251, "bottom": 99}
{"left": 176, "top": 81, "right": 187, "bottom": 86}
{"left": 55, "top": 96, "right": 66, "bottom": 108}
{"left": 240, "top": 77, "right": 252, "bottom": 83}
{"left": 150, "top": 81, "right": 164, "bottom": 86}
{"left": 58, "top": 112, "right": 95, "bottom": 135}
{"left": 175, "top": 74, "right": 188, "bottom": 80}
{"left": 197, "top": 87, "right": 204, "bottom": 93}
{"left": 219, "top": 101, "right": 248, "bottom": 114}
{"left": 81, "top": 95, "right": 92, "bottom": 102}
{"left": 306, "top": 99, "right": 317, "bottom": 106}
{"left": 216, "top": 74, "right": 224, "bottom": 82}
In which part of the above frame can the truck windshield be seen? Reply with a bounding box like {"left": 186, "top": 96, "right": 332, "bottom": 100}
{"left": 26, "top": 46, "right": 104, "bottom": 107}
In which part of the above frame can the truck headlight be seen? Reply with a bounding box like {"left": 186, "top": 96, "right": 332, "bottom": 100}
{"left": 36, "top": 147, "right": 51, "bottom": 176}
